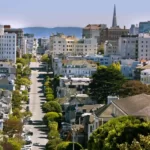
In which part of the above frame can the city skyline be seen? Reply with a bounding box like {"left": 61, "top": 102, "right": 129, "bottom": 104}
{"left": 0, "top": 0, "right": 150, "bottom": 28}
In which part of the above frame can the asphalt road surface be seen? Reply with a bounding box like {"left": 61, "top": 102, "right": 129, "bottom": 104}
{"left": 25, "top": 62, "right": 48, "bottom": 150}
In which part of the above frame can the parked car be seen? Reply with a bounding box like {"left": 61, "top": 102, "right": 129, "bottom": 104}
{"left": 33, "top": 143, "right": 40, "bottom": 146}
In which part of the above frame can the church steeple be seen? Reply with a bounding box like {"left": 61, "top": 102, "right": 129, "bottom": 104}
{"left": 112, "top": 4, "right": 117, "bottom": 28}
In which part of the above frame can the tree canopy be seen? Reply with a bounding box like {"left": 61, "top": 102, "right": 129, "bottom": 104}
{"left": 42, "top": 101, "right": 62, "bottom": 113}
{"left": 119, "top": 80, "right": 150, "bottom": 98}
{"left": 89, "top": 64, "right": 125, "bottom": 103}
{"left": 43, "top": 112, "right": 62, "bottom": 126}
{"left": 88, "top": 116, "right": 150, "bottom": 150}
{"left": 41, "top": 54, "right": 49, "bottom": 62}
{"left": 12, "top": 90, "right": 22, "bottom": 109}
{"left": 3, "top": 116, "right": 23, "bottom": 137}
{"left": 118, "top": 134, "right": 150, "bottom": 150}
{"left": 56, "top": 142, "right": 83, "bottom": 150}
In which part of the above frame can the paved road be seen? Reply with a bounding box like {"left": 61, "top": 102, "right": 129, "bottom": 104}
{"left": 25, "top": 62, "right": 48, "bottom": 150}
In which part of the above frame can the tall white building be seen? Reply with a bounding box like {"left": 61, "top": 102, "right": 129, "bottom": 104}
{"left": 50, "top": 33, "right": 97, "bottom": 56}
{"left": 41, "top": 37, "right": 49, "bottom": 49}
{"left": 138, "top": 34, "right": 150, "bottom": 61}
{"left": 118, "top": 35, "right": 138, "bottom": 60}
{"left": 24, "top": 35, "right": 38, "bottom": 55}
{"left": 0, "top": 25, "right": 17, "bottom": 63}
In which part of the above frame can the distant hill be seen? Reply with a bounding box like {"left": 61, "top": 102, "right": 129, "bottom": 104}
{"left": 23, "top": 27, "right": 82, "bottom": 38}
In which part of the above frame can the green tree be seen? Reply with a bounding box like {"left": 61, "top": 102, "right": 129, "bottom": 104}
{"left": 56, "top": 142, "right": 83, "bottom": 150}
{"left": 1, "top": 138, "right": 23, "bottom": 150}
{"left": 119, "top": 80, "right": 150, "bottom": 98}
{"left": 15, "top": 77, "right": 32, "bottom": 88}
{"left": 43, "top": 112, "right": 62, "bottom": 126}
{"left": 46, "top": 138, "right": 62, "bottom": 150}
{"left": 89, "top": 65, "right": 125, "bottom": 103}
{"left": 45, "top": 87, "right": 53, "bottom": 95}
{"left": 42, "top": 101, "right": 62, "bottom": 113}
{"left": 48, "top": 121, "right": 58, "bottom": 131}
{"left": 16, "top": 58, "right": 27, "bottom": 66}
{"left": 22, "top": 66, "right": 31, "bottom": 76}
{"left": 3, "top": 116, "right": 23, "bottom": 137}
{"left": 41, "top": 54, "right": 49, "bottom": 62}
{"left": 46, "top": 94, "right": 55, "bottom": 101}
{"left": 48, "top": 130, "right": 60, "bottom": 140}
{"left": 88, "top": 116, "right": 150, "bottom": 150}
{"left": 118, "top": 134, "right": 150, "bottom": 150}
{"left": 12, "top": 90, "right": 22, "bottom": 109}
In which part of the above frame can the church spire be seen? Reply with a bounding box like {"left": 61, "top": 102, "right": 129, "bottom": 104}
{"left": 112, "top": 4, "right": 117, "bottom": 28}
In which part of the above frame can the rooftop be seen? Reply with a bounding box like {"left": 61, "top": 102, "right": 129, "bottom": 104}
{"left": 62, "top": 60, "right": 97, "bottom": 68}
{"left": 84, "top": 24, "right": 101, "bottom": 30}
{"left": 112, "top": 94, "right": 150, "bottom": 116}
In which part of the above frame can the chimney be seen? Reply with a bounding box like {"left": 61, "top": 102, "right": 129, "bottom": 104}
{"left": 124, "top": 26, "right": 126, "bottom": 30}
{"left": 107, "top": 96, "right": 119, "bottom": 105}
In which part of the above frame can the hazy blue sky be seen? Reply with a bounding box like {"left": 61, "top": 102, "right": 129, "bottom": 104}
{"left": 0, "top": 0, "right": 150, "bottom": 28}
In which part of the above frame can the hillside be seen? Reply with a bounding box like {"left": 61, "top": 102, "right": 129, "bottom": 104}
{"left": 23, "top": 27, "right": 82, "bottom": 38}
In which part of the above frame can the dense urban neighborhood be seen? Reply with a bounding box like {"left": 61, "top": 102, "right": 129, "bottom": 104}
{"left": 1, "top": 3, "right": 150, "bottom": 150}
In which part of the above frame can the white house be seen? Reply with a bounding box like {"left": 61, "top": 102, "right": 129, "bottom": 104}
{"left": 53, "top": 58, "right": 97, "bottom": 77}
{"left": 141, "top": 69, "right": 150, "bottom": 84}
{"left": 0, "top": 25, "right": 17, "bottom": 63}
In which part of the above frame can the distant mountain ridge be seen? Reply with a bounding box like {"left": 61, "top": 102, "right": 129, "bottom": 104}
{"left": 23, "top": 27, "right": 82, "bottom": 38}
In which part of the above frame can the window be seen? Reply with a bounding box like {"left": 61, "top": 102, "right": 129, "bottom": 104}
{"left": 90, "top": 125, "right": 93, "bottom": 132}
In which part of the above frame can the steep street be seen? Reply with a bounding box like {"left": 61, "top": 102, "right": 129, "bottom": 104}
{"left": 25, "top": 62, "right": 48, "bottom": 150}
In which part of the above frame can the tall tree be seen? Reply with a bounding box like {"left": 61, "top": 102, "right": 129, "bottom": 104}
{"left": 3, "top": 116, "right": 23, "bottom": 137}
{"left": 89, "top": 65, "right": 125, "bottom": 103}
{"left": 88, "top": 116, "right": 150, "bottom": 150}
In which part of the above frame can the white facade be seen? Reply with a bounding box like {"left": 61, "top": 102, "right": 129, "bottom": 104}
{"left": 41, "top": 37, "right": 49, "bottom": 49}
{"left": 138, "top": 34, "right": 150, "bottom": 60}
{"left": 141, "top": 69, "right": 150, "bottom": 84}
{"left": 50, "top": 34, "right": 97, "bottom": 56}
{"left": 23, "top": 38, "right": 27, "bottom": 54}
{"left": 0, "top": 25, "right": 17, "bottom": 63}
{"left": 25, "top": 37, "right": 38, "bottom": 55}
{"left": 52, "top": 58, "right": 97, "bottom": 77}
{"left": 118, "top": 35, "right": 138, "bottom": 59}
{"left": 104, "top": 40, "right": 119, "bottom": 56}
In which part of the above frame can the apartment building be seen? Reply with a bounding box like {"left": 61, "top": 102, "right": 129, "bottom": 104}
{"left": 139, "top": 21, "right": 150, "bottom": 33}
{"left": 138, "top": 34, "right": 150, "bottom": 61}
{"left": 50, "top": 33, "right": 97, "bottom": 56}
{"left": 24, "top": 34, "right": 38, "bottom": 55}
{"left": 0, "top": 25, "right": 17, "bottom": 63}
{"left": 4, "top": 25, "right": 24, "bottom": 56}
{"left": 104, "top": 40, "right": 119, "bottom": 56}
{"left": 82, "top": 24, "right": 107, "bottom": 44}
{"left": 118, "top": 35, "right": 138, "bottom": 60}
